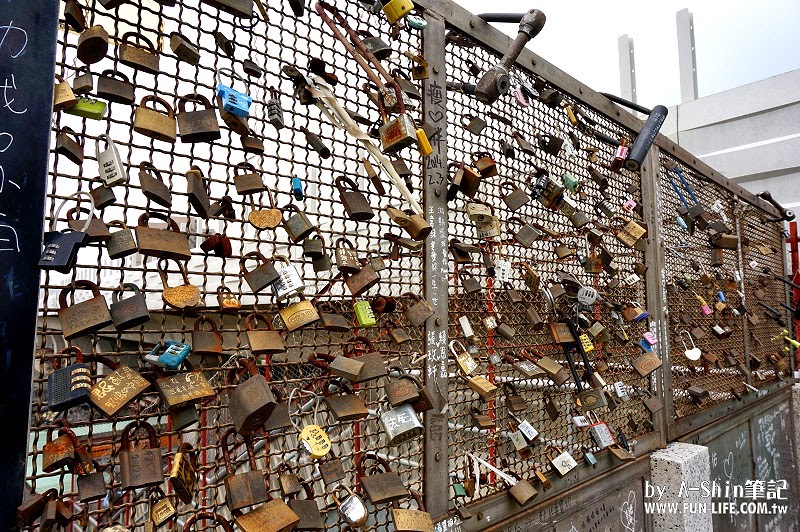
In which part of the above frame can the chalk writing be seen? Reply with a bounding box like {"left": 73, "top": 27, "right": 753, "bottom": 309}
{"left": 0, "top": 21, "right": 28, "bottom": 58}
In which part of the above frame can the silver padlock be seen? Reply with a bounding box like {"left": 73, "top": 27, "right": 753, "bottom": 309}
{"left": 495, "top": 259, "right": 512, "bottom": 282}
{"left": 380, "top": 402, "right": 424, "bottom": 446}
{"left": 266, "top": 87, "right": 285, "bottom": 130}
{"left": 614, "top": 381, "right": 630, "bottom": 401}
{"left": 577, "top": 286, "right": 597, "bottom": 305}
{"left": 271, "top": 255, "right": 304, "bottom": 301}
{"left": 332, "top": 485, "right": 368, "bottom": 528}
{"left": 509, "top": 412, "right": 539, "bottom": 443}
{"left": 96, "top": 134, "right": 126, "bottom": 186}
{"left": 458, "top": 315, "right": 475, "bottom": 339}
{"left": 587, "top": 412, "right": 616, "bottom": 449}
{"left": 547, "top": 445, "right": 578, "bottom": 476}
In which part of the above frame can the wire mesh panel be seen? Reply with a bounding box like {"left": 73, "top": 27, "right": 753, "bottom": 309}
{"left": 656, "top": 154, "right": 749, "bottom": 420}
{"left": 740, "top": 205, "right": 793, "bottom": 388}
{"left": 442, "top": 28, "right": 657, "bottom": 511}
{"left": 31, "top": 0, "right": 430, "bottom": 530}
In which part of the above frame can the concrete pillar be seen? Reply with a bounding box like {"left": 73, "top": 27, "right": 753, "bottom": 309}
{"left": 617, "top": 34, "right": 637, "bottom": 104}
{"left": 649, "top": 442, "right": 712, "bottom": 532}
{"left": 791, "top": 384, "right": 800, "bottom": 493}
{"left": 676, "top": 8, "right": 698, "bottom": 102}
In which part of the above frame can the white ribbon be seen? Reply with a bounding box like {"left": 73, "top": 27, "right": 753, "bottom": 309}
{"left": 468, "top": 453, "right": 516, "bottom": 487}
{"left": 308, "top": 78, "right": 424, "bottom": 217}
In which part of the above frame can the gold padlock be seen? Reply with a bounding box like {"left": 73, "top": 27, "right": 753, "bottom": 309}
{"left": 53, "top": 74, "right": 78, "bottom": 111}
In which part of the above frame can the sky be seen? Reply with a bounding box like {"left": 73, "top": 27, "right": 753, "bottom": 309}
{"left": 456, "top": 0, "right": 800, "bottom": 107}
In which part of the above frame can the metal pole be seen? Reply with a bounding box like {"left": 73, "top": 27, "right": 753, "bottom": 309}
{"left": 421, "top": 10, "right": 450, "bottom": 519}
{"left": 0, "top": 1, "right": 59, "bottom": 528}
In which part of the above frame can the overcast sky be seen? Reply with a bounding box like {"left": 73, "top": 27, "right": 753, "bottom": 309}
{"left": 456, "top": 0, "right": 800, "bottom": 107}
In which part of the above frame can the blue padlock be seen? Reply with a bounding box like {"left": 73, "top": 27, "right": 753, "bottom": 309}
{"left": 676, "top": 216, "right": 688, "bottom": 230}
{"left": 291, "top": 175, "right": 304, "bottom": 200}
{"left": 146, "top": 340, "right": 191, "bottom": 370}
{"left": 717, "top": 291, "right": 726, "bottom": 303}
{"left": 216, "top": 68, "right": 252, "bottom": 117}
{"left": 638, "top": 338, "right": 652, "bottom": 352}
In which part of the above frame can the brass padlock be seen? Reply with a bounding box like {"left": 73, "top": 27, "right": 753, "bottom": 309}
{"left": 471, "top": 407, "right": 494, "bottom": 429}
{"left": 458, "top": 270, "right": 482, "bottom": 294}
{"left": 344, "top": 262, "right": 381, "bottom": 297}
{"left": 42, "top": 424, "right": 77, "bottom": 473}
{"left": 377, "top": 84, "right": 417, "bottom": 153}
{"left": 245, "top": 312, "right": 286, "bottom": 354}
{"left": 240, "top": 251, "right": 279, "bottom": 293}
{"left": 632, "top": 352, "right": 663, "bottom": 377}
{"left": 501, "top": 180, "right": 530, "bottom": 211}
{"left": 77, "top": 25, "right": 109, "bottom": 65}
{"left": 133, "top": 96, "right": 177, "bottom": 143}
{"left": 118, "top": 31, "right": 159, "bottom": 73}
{"left": 88, "top": 356, "right": 150, "bottom": 417}
{"left": 90, "top": 183, "right": 116, "bottom": 209}
{"left": 109, "top": 283, "right": 150, "bottom": 331}
{"left": 157, "top": 259, "right": 202, "bottom": 309}
{"left": 154, "top": 364, "right": 215, "bottom": 410}
{"left": 287, "top": 481, "right": 325, "bottom": 531}
{"left": 385, "top": 319, "right": 412, "bottom": 344}
{"left": 53, "top": 75, "right": 77, "bottom": 111}
{"left": 402, "top": 292, "right": 434, "bottom": 327}
{"left": 385, "top": 366, "right": 421, "bottom": 407}
{"left": 278, "top": 294, "right": 320, "bottom": 332}
{"left": 170, "top": 442, "right": 197, "bottom": 504}
{"left": 503, "top": 383, "right": 527, "bottom": 413}
{"left": 149, "top": 488, "right": 177, "bottom": 527}
{"left": 336, "top": 175, "right": 374, "bottom": 221}
{"left": 318, "top": 302, "right": 352, "bottom": 332}
{"left": 335, "top": 237, "right": 361, "bottom": 274}
{"left": 66, "top": 206, "right": 109, "bottom": 243}
{"left": 613, "top": 215, "right": 647, "bottom": 247}
{"left": 509, "top": 216, "right": 541, "bottom": 248}
{"left": 118, "top": 421, "right": 164, "bottom": 490}
{"left": 462, "top": 373, "right": 499, "bottom": 401}
{"left": 177, "top": 93, "right": 221, "bottom": 143}
{"left": 221, "top": 428, "right": 269, "bottom": 510}
{"left": 58, "top": 280, "right": 113, "bottom": 340}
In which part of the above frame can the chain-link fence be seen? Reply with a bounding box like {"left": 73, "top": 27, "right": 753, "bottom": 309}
{"left": 20, "top": 0, "right": 791, "bottom": 530}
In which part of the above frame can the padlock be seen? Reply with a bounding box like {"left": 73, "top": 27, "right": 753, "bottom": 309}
{"left": 279, "top": 294, "right": 320, "bottom": 332}
{"left": 221, "top": 428, "right": 268, "bottom": 510}
{"left": 71, "top": 66, "right": 93, "bottom": 95}
{"left": 261, "top": 86, "right": 286, "bottom": 131}
{"left": 177, "top": 93, "right": 221, "bottom": 143}
{"left": 546, "top": 445, "right": 578, "bottom": 476}
{"left": 240, "top": 251, "right": 279, "bottom": 294}
{"left": 509, "top": 216, "right": 541, "bottom": 248}
{"left": 632, "top": 352, "right": 663, "bottom": 377}
{"left": 357, "top": 453, "right": 409, "bottom": 504}
{"left": 118, "top": 421, "right": 164, "bottom": 490}
{"left": 64, "top": 94, "right": 107, "bottom": 119}
{"left": 285, "top": 480, "right": 325, "bottom": 531}
{"left": 471, "top": 151, "right": 497, "bottom": 177}
{"left": 133, "top": 212, "right": 190, "bottom": 261}
{"left": 462, "top": 113, "right": 487, "bottom": 135}
{"left": 453, "top": 163, "right": 482, "bottom": 199}
{"left": 449, "top": 340, "right": 478, "bottom": 376}
{"left": 385, "top": 206, "right": 432, "bottom": 240}
{"left": 233, "top": 161, "right": 265, "bottom": 196}
{"left": 54, "top": 126, "right": 83, "bottom": 166}
{"left": 76, "top": 24, "right": 109, "bottom": 64}
{"left": 401, "top": 292, "right": 434, "bottom": 327}
{"left": 300, "top": 126, "right": 331, "bottom": 158}
{"left": 138, "top": 161, "right": 173, "bottom": 208}
{"left": 17, "top": 489, "right": 58, "bottom": 527}
{"left": 165, "top": 442, "right": 198, "bottom": 505}
{"left": 470, "top": 407, "right": 494, "bottom": 430}
{"left": 76, "top": 461, "right": 106, "bottom": 502}
{"left": 170, "top": 32, "right": 200, "bottom": 64}
{"left": 332, "top": 484, "right": 368, "bottom": 528}
{"left": 475, "top": 215, "right": 502, "bottom": 240}
{"left": 587, "top": 412, "right": 616, "bottom": 449}
{"left": 461, "top": 372, "right": 498, "bottom": 401}
{"left": 346, "top": 301, "right": 375, "bottom": 328}
{"left": 241, "top": 129, "right": 264, "bottom": 153}
{"left": 133, "top": 96, "right": 177, "bottom": 143}
{"left": 612, "top": 215, "right": 647, "bottom": 247}
{"left": 385, "top": 319, "right": 412, "bottom": 344}
{"left": 272, "top": 255, "right": 306, "bottom": 300}
{"left": 183, "top": 512, "right": 235, "bottom": 532}
{"left": 96, "top": 134, "right": 126, "bottom": 187}
{"left": 212, "top": 286, "right": 240, "bottom": 314}
{"left": 336, "top": 176, "right": 374, "bottom": 221}
{"left": 391, "top": 490, "right": 434, "bottom": 532}
{"left": 380, "top": 401, "right": 424, "bottom": 446}
{"left": 385, "top": 366, "right": 421, "bottom": 407}
{"left": 155, "top": 364, "right": 215, "bottom": 411}
{"left": 201, "top": 0, "right": 254, "bottom": 17}
{"left": 622, "top": 301, "right": 650, "bottom": 322}
{"left": 216, "top": 67, "right": 253, "bottom": 117}
{"left": 318, "top": 302, "right": 352, "bottom": 332}
{"left": 89, "top": 182, "right": 116, "bottom": 210}
{"left": 87, "top": 355, "right": 150, "bottom": 417}
{"left": 42, "top": 424, "right": 77, "bottom": 472}
{"left": 58, "top": 280, "right": 113, "bottom": 340}
{"left": 96, "top": 69, "right": 135, "bottom": 104}
{"left": 185, "top": 317, "right": 221, "bottom": 356}
{"left": 282, "top": 203, "right": 316, "bottom": 242}
{"left": 109, "top": 283, "right": 149, "bottom": 331}
{"left": 458, "top": 270, "right": 482, "bottom": 294}
{"left": 501, "top": 180, "right": 530, "bottom": 211}
{"left": 117, "top": 31, "right": 159, "bottom": 74}
{"left": 638, "top": 387, "right": 663, "bottom": 413}
{"left": 230, "top": 357, "right": 277, "bottom": 434}
{"left": 48, "top": 347, "right": 91, "bottom": 411}
{"left": 65, "top": 206, "right": 109, "bottom": 243}
{"left": 335, "top": 238, "right": 361, "bottom": 274}
{"left": 503, "top": 383, "right": 527, "bottom": 413}
{"left": 147, "top": 488, "right": 176, "bottom": 527}
{"left": 157, "top": 259, "right": 202, "bottom": 310}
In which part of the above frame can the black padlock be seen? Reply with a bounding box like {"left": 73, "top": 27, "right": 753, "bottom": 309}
{"left": 48, "top": 346, "right": 91, "bottom": 411}
{"left": 109, "top": 283, "right": 150, "bottom": 330}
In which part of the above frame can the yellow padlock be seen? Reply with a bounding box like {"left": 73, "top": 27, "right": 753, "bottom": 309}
{"left": 299, "top": 424, "right": 331, "bottom": 460}
{"left": 416, "top": 127, "right": 432, "bottom": 156}
{"left": 382, "top": 0, "right": 414, "bottom": 24}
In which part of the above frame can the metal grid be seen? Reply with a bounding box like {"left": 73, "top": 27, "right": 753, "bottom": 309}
{"left": 740, "top": 205, "right": 792, "bottom": 388}
{"left": 443, "top": 30, "right": 657, "bottom": 508}
{"left": 657, "top": 153, "right": 752, "bottom": 420}
{"left": 31, "top": 0, "right": 428, "bottom": 529}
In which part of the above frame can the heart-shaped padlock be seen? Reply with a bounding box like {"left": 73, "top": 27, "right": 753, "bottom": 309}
{"left": 680, "top": 330, "right": 701, "bottom": 361}
{"left": 247, "top": 191, "right": 282, "bottom": 230}
{"left": 158, "top": 259, "right": 202, "bottom": 309}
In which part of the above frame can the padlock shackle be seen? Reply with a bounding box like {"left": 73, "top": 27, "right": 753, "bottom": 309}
{"left": 221, "top": 427, "right": 261, "bottom": 473}
{"left": 119, "top": 420, "right": 159, "bottom": 453}
{"left": 58, "top": 279, "right": 103, "bottom": 309}
{"left": 193, "top": 315, "right": 218, "bottom": 332}
{"left": 183, "top": 511, "right": 235, "bottom": 532}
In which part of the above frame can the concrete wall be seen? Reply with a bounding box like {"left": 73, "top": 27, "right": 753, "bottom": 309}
{"left": 662, "top": 69, "right": 800, "bottom": 211}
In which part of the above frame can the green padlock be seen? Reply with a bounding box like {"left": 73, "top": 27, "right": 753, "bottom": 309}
{"left": 452, "top": 482, "right": 468, "bottom": 498}
{"left": 64, "top": 96, "right": 107, "bottom": 120}
{"left": 354, "top": 300, "right": 377, "bottom": 327}
{"left": 563, "top": 172, "right": 579, "bottom": 192}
